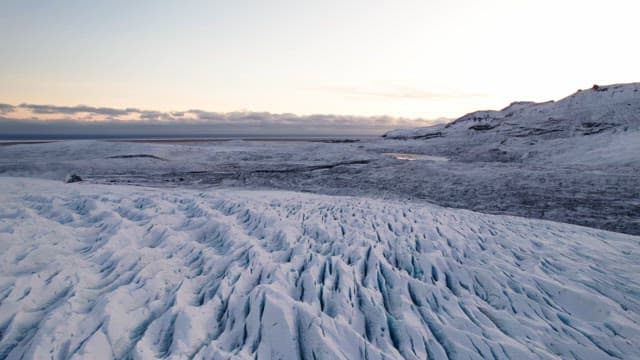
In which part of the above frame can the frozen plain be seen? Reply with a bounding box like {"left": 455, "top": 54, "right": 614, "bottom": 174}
{"left": 1, "top": 83, "right": 639, "bottom": 359}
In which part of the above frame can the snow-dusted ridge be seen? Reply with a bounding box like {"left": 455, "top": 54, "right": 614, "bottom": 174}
{"left": 1, "top": 178, "right": 639, "bottom": 359}
{"left": 385, "top": 82, "right": 640, "bottom": 141}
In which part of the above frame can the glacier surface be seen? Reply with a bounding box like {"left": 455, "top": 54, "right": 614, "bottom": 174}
{"left": 1, "top": 177, "right": 639, "bottom": 359}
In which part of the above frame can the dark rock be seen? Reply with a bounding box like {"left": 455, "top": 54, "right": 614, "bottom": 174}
{"left": 65, "top": 174, "right": 83, "bottom": 183}
{"left": 469, "top": 124, "right": 497, "bottom": 131}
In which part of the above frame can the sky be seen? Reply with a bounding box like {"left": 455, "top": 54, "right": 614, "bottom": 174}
{"left": 1, "top": 0, "right": 639, "bottom": 135}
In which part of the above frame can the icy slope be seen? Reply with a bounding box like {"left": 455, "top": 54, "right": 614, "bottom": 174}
{"left": 383, "top": 83, "right": 640, "bottom": 165}
{"left": 0, "top": 178, "right": 639, "bottom": 359}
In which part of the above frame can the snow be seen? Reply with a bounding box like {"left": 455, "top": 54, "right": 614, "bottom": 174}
{"left": 1, "top": 177, "right": 639, "bottom": 359}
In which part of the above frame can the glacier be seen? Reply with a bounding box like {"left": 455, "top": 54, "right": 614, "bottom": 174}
{"left": 1, "top": 177, "right": 639, "bottom": 359}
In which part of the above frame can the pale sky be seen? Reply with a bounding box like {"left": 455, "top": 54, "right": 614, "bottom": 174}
{"left": 1, "top": 0, "right": 639, "bottom": 120}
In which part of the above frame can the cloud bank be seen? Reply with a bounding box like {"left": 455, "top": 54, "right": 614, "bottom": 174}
{"left": 0, "top": 103, "right": 445, "bottom": 139}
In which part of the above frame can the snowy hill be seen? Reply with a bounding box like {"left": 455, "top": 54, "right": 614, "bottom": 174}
{"left": 1, "top": 177, "right": 639, "bottom": 359}
{"left": 383, "top": 83, "right": 640, "bottom": 165}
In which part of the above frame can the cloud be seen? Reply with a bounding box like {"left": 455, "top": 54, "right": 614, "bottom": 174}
{"left": 0, "top": 103, "right": 16, "bottom": 113}
{"left": 18, "top": 103, "right": 136, "bottom": 116}
{"left": 0, "top": 102, "right": 446, "bottom": 138}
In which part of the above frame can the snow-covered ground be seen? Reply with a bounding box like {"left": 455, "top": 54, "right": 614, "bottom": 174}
{"left": 1, "top": 133, "right": 638, "bottom": 234}
{"left": 1, "top": 177, "right": 639, "bottom": 359}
